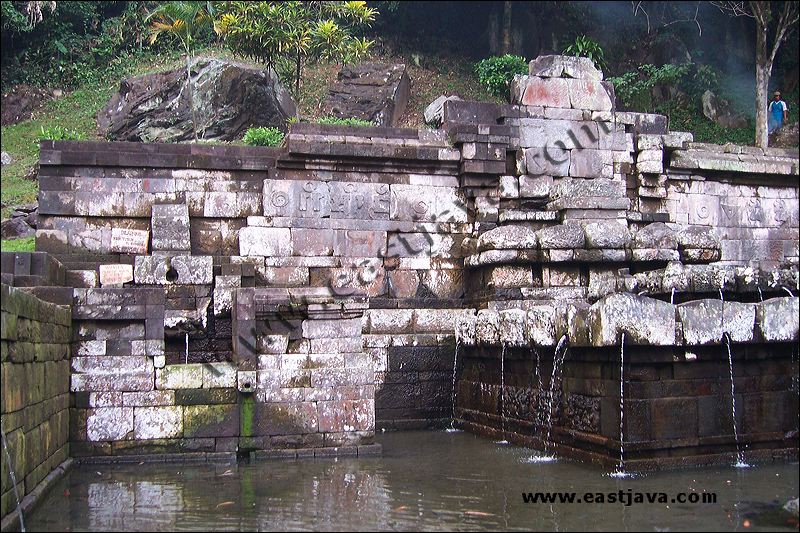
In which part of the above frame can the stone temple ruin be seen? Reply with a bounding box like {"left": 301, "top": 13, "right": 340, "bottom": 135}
{"left": 1, "top": 55, "right": 799, "bottom": 520}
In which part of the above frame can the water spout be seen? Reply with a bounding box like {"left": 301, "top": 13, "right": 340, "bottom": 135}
{"left": 724, "top": 333, "right": 749, "bottom": 468}
{"left": 185, "top": 332, "right": 189, "bottom": 365}
{"left": 542, "top": 335, "right": 569, "bottom": 456}
{"left": 497, "top": 343, "right": 509, "bottom": 444}
{"left": 758, "top": 287, "right": 763, "bottom": 302}
{"left": 1, "top": 419, "right": 25, "bottom": 531}
{"left": 447, "top": 340, "right": 461, "bottom": 433}
{"left": 781, "top": 286, "right": 795, "bottom": 297}
{"left": 610, "top": 332, "right": 627, "bottom": 478}
{"left": 670, "top": 288, "right": 676, "bottom": 305}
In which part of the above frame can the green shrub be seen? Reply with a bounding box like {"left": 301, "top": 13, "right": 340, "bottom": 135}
{"left": 475, "top": 54, "right": 528, "bottom": 99}
{"left": 608, "top": 63, "right": 691, "bottom": 113}
{"left": 315, "top": 116, "right": 375, "bottom": 127}
{"left": 0, "top": 236, "right": 35, "bottom": 253}
{"left": 36, "top": 125, "right": 86, "bottom": 142}
{"left": 242, "top": 127, "right": 285, "bottom": 147}
{"left": 563, "top": 35, "right": 606, "bottom": 71}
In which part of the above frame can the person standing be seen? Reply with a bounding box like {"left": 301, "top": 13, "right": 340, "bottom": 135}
{"left": 768, "top": 90, "right": 788, "bottom": 134}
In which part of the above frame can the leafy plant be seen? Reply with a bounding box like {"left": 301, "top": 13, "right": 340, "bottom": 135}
{"left": 608, "top": 63, "right": 691, "bottom": 113}
{"left": 475, "top": 54, "right": 527, "bottom": 99}
{"left": 563, "top": 35, "right": 607, "bottom": 72}
{"left": 215, "top": 1, "right": 378, "bottom": 95}
{"left": 242, "top": 126, "right": 285, "bottom": 146}
{"left": 147, "top": 1, "right": 217, "bottom": 140}
{"left": 36, "top": 125, "right": 86, "bottom": 142}
{"left": 315, "top": 116, "right": 374, "bottom": 126}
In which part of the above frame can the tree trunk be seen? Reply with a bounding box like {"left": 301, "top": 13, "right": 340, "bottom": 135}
{"left": 295, "top": 54, "right": 301, "bottom": 96}
{"left": 754, "top": 19, "right": 770, "bottom": 149}
{"left": 185, "top": 53, "right": 199, "bottom": 142}
{"left": 501, "top": 1, "right": 512, "bottom": 54}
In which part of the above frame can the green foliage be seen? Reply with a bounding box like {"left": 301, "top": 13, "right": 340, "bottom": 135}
{"left": 36, "top": 125, "right": 86, "bottom": 142}
{"left": 0, "top": 236, "right": 36, "bottom": 253}
{"left": 216, "top": 1, "right": 378, "bottom": 94}
{"left": 315, "top": 116, "right": 374, "bottom": 126}
{"left": 474, "top": 54, "right": 527, "bottom": 99}
{"left": 563, "top": 35, "right": 606, "bottom": 71}
{"left": 609, "top": 63, "right": 691, "bottom": 113}
{"left": 657, "top": 100, "right": 754, "bottom": 145}
{"left": 242, "top": 126, "right": 285, "bottom": 146}
{"left": 1, "top": 1, "right": 159, "bottom": 90}
{"left": 147, "top": 1, "right": 216, "bottom": 55}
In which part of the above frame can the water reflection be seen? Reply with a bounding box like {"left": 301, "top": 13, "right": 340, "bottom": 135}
{"left": 26, "top": 431, "right": 799, "bottom": 532}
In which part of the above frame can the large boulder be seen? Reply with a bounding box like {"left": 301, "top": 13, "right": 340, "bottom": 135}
{"left": 97, "top": 57, "right": 296, "bottom": 143}
{"left": 701, "top": 90, "right": 747, "bottom": 129}
{"left": 1, "top": 85, "right": 53, "bottom": 125}
{"left": 325, "top": 63, "right": 410, "bottom": 126}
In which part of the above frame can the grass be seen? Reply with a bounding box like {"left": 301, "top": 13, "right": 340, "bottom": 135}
{"left": 0, "top": 236, "right": 35, "bottom": 252}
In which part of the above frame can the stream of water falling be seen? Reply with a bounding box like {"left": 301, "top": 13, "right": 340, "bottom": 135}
{"left": 1, "top": 418, "right": 26, "bottom": 531}
{"left": 670, "top": 288, "right": 675, "bottom": 305}
{"left": 533, "top": 348, "right": 544, "bottom": 432}
{"left": 782, "top": 286, "right": 794, "bottom": 297}
{"left": 447, "top": 341, "right": 461, "bottom": 432}
{"left": 527, "top": 335, "right": 569, "bottom": 462}
{"left": 609, "top": 332, "right": 627, "bottom": 478}
{"left": 725, "top": 333, "right": 749, "bottom": 468}
{"left": 758, "top": 287, "right": 763, "bottom": 301}
{"left": 497, "top": 343, "right": 508, "bottom": 444}
{"left": 184, "top": 333, "right": 189, "bottom": 365}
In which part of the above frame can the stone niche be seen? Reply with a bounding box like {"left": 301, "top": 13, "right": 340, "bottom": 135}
{"left": 233, "top": 287, "right": 377, "bottom": 452}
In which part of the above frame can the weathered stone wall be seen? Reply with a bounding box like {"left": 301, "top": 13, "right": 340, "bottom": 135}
{"left": 1, "top": 283, "right": 71, "bottom": 522}
{"left": 22, "top": 54, "right": 799, "bottom": 465}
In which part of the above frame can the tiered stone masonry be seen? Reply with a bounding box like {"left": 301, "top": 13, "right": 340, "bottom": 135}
{"left": 0, "top": 55, "right": 797, "bottom": 486}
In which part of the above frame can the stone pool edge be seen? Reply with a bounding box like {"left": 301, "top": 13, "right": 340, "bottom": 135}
{"left": 1, "top": 457, "right": 74, "bottom": 533}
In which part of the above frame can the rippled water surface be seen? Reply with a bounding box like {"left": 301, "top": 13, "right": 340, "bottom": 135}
{"left": 25, "top": 431, "right": 799, "bottom": 531}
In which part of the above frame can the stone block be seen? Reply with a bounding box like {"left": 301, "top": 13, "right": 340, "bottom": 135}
{"left": 519, "top": 175, "right": 552, "bottom": 198}
{"left": 523, "top": 147, "right": 570, "bottom": 176}
{"left": 519, "top": 118, "right": 600, "bottom": 149}
{"left": 528, "top": 55, "right": 603, "bottom": 80}
{"left": 513, "top": 75, "right": 570, "bottom": 108}
{"left": 110, "top": 228, "right": 149, "bottom": 254}
{"left": 302, "top": 317, "right": 363, "bottom": 339}
{"left": 588, "top": 293, "right": 676, "bottom": 346}
{"left": 582, "top": 220, "right": 629, "bottom": 249}
{"left": 99, "top": 264, "right": 133, "bottom": 286}
{"left": 133, "top": 406, "right": 183, "bottom": 439}
{"left": 569, "top": 149, "right": 613, "bottom": 178}
{"left": 86, "top": 407, "right": 133, "bottom": 441}
{"left": 184, "top": 404, "right": 239, "bottom": 438}
{"left": 756, "top": 297, "right": 799, "bottom": 342}
{"left": 632, "top": 222, "right": 677, "bottom": 250}
{"left": 151, "top": 204, "right": 190, "bottom": 251}
{"left": 134, "top": 255, "right": 213, "bottom": 284}
{"left": 678, "top": 299, "right": 724, "bottom": 345}
{"left": 477, "top": 225, "right": 538, "bottom": 251}
{"left": 567, "top": 79, "right": 614, "bottom": 111}
{"left": 333, "top": 230, "right": 387, "bottom": 257}
{"left": 475, "top": 309, "right": 500, "bottom": 345}
{"left": 390, "top": 185, "right": 467, "bottom": 223}
{"left": 239, "top": 227, "right": 292, "bottom": 257}
{"left": 536, "top": 224, "right": 585, "bottom": 249}
{"left": 203, "top": 362, "right": 237, "bottom": 388}
{"left": 525, "top": 305, "right": 558, "bottom": 346}
{"left": 156, "top": 364, "right": 204, "bottom": 390}
{"left": 292, "top": 228, "right": 334, "bottom": 256}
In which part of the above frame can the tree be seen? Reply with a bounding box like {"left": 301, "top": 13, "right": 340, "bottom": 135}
{"left": 147, "top": 1, "right": 216, "bottom": 141}
{"left": 215, "top": 1, "right": 377, "bottom": 95}
{"left": 713, "top": 1, "right": 799, "bottom": 148}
